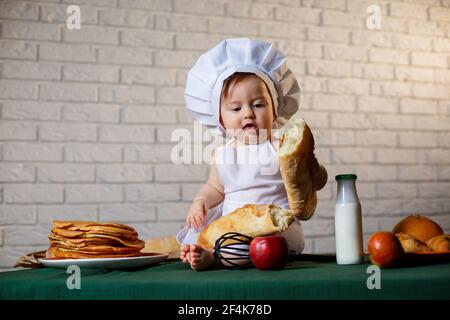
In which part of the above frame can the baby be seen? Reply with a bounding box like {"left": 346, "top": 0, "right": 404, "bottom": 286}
{"left": 177, "top": 39, "right": 328, "bottom": 271}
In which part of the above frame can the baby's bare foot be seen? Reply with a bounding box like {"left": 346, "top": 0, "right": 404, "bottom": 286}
{"left": 189, "top": 245, "right": 219, "bottom": 271}
{"left": 180, "top": 244, "right": 190, "bottom": 264}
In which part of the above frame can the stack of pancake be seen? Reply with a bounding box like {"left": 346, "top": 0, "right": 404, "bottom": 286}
{"left": 46, "top": 221, "right": 145, "bottom": 259}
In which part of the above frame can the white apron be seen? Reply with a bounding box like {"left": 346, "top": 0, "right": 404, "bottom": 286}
{"left": 176, "top": 137, "right": 305, "bottom": 255}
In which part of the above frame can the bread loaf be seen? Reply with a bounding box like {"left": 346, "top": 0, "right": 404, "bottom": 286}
{"left": 278, "top": 118, "right": 317, "bottom": 220}
{"left": 392, "top": 215, "right": 443, "bottom": 243}
{"left": 197, "top": 203, "right": 293, "bottom": 250}
{"left": 142, "top": 236, "right": 180, "bottom": 259}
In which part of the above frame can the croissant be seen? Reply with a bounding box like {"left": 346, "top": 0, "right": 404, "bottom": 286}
{"left": 426, "top": 234, "right": 450, "bottom": 252}
{"left": 395, "top": 232, "right": 432, "bottom": 253}
{"left": 278, "top": 118, "right": 317, "bottom": 220}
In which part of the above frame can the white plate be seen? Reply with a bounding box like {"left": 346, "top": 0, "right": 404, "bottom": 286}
{"left": 38, "top": 253, "right": 169, "bottom": 269}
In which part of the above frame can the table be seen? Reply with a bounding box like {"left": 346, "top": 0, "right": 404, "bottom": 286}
{"left": 1, "top": 256, "right": 449, "bottom": 300}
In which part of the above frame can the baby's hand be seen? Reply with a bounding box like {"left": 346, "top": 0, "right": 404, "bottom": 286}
{"left": 309, "top": 152, "right": 327, "bottom": 191}
{"left": 186, "top": 198, "right": 208, "bottom": 228}
{"left": 308, "top": 152, "right": 320, "bottom": 177}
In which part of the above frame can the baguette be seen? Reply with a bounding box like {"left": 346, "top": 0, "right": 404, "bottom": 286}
{"left": 197, "top": 203, "right": 293, "bottom": 250}
{"left": 278, "top": 118, "right": 317, "bottom": 220}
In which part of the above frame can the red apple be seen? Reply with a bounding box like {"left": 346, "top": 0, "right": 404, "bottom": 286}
{"left": 368, "top": 231, "right": 404, "bottom": 268}
{"left": 249, "top": 236, "right": 289, "bottom": 270}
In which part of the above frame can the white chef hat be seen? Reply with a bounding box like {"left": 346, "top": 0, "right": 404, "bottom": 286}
{"left": 184, "top": 38, "right": 300, "bottom": 134}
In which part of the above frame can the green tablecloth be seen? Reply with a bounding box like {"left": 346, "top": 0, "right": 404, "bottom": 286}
{"left": 1, "top": 258, "right": 449, "bottom": 300}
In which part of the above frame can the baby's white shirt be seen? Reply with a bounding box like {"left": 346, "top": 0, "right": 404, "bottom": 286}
{"left": 215, "top": 136, "right": 289, "bottom": 216}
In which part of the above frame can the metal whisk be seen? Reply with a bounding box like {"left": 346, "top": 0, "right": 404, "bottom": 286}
{"left": 213, "top": 232, "right": 253, "bottom": 269}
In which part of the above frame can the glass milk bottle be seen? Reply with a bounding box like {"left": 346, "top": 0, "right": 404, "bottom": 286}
{"left": 334, "top": 174, "right": 363, "bottom": 265}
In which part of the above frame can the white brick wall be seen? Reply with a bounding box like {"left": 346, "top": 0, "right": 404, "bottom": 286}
{"left": 0, "top": 0, "right": 449, "bottom": 268}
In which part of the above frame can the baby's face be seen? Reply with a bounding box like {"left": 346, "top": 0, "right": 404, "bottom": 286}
{"left": 220, "top": 76, "right": 274, "bottom": 144}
